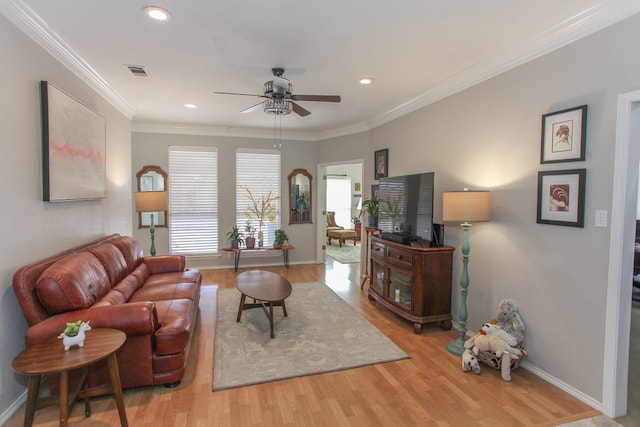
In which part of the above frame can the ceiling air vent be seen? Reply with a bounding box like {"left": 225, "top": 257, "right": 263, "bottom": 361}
{"left": 126, "top": 65, "right": 148, "bottom": 77}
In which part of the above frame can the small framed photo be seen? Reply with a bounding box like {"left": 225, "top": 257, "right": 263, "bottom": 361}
{"left": 371, "top": 184, "right": 379, "bottom": 200}
{"left": 354, "top": 182, "right": 361, "bottom": 192}
{"left": 540, "top": 105, "right": 587, "bottom": 164}
{"left": 537, "top": 169, "right": 586, "bottom": 227}
{"left": 374, "top": 149, "right": 388, "bottom": 179}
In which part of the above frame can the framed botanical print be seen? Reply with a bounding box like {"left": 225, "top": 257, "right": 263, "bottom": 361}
{"left": 537, "top": 169, "right": 586, "bottom": 227}
{"left": 540, "top": 105, "right": 587, "bottom": 164}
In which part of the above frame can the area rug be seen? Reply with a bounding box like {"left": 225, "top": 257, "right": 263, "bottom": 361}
{"left": 326, "top": 242, "right": 361, "bottom": 264}
{"left": 213, "top": 282, "right": 409, "bottom": 390}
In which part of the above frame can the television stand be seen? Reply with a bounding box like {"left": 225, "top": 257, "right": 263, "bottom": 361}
{"left": 368, "top": 236, "right": 454, "bottom": 333}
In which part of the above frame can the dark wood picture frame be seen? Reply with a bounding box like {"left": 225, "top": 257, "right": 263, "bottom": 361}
{"left": 288, "top": 168, "right": 313, "bottom": 225}
{"left": 374, "top": 148, "right": 388, "bottom": 179}
{"left": 41, "top": 81, "right": 106, "bottom": 201}
{"left": 537, "top": 169, "right": 586, "bottom": 227}
{"left": 540, "top": 105, "right": 587, "bottom": 164}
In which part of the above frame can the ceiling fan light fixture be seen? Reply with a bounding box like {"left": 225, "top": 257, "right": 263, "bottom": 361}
{"left": 264, "top": 80, "right": 292, "bottom": 96}
{"left": 264, "top": 98, "right": 292, "bottom": 115}
{"left": 143, "top": 6, "right": 172, "bottom": 22}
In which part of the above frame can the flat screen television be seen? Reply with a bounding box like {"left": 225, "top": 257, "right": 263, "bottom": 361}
{"left": 378, "top": 172, "right": 435, "bottom": 244}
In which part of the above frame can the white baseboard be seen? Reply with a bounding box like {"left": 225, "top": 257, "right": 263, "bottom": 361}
{"left": 452, "top": 321, "right": 602, "bottom": 412}
{"left": 0, "top": 390, "right": 26, "bottom": 425}
{"left": 520, "top": 361, "right": 602, "bottom": 411}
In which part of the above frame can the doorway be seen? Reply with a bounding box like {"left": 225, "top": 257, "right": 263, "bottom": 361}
{"left": 603, "top": 90, "right": 640, "bottom": 420}
{"left": 317, "top": 161, "right": 364, "bottom": 265}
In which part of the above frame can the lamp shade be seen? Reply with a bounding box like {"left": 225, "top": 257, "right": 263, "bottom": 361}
{"left": 442, "top": 191, "right": 490, "bottom": 223}
{"left": 135, "top": 191, "right": 168, "bottom": 213}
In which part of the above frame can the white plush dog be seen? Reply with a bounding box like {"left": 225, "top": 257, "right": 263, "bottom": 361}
{"left": 461, "top": 349, "right": 481, "bottom": 374}
{"left": 480, "top": 322, "right": 518, "bottom": 347}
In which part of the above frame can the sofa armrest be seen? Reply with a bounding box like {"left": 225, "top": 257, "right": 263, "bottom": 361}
{"left": 143, "top": 255, "right": 185, "bottom": 274}
{"left": 24, "top": 301, "right": 159, "bottom": 348}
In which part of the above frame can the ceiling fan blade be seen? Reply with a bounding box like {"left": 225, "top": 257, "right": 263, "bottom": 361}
{"left": 214, "top": 91, "right": 268, "bottom": 98}
{"left": 240, "top": 102, "right": 264, "bottom": 114}
{"left": 290, "top": 94, "right": 341, "bottom": 102}
{"left": 291, "top": 102, "right": 311, "bottom": 117}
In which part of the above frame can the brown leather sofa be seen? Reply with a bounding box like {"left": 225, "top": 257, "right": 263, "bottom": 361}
{"left": 12, "top": 234, "right": 203, "bottom": 393}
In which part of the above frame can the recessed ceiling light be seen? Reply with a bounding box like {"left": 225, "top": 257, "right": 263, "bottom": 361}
{"left": 143, "top": 6, "right": 172, "bottom": 22}
{"left": 184, "top": 103, "right": 197, "bottom": 109}
{"left": 359, "top": 77, "right": 374, "bottom": 85}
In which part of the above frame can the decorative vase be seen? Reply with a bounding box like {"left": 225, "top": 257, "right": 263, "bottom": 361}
{"left": 246, "top": 237, "right": 256, "bottom": 249}
{"left": 231, "top": 241, "right": 238, "bottom": 249}
{"left": 258, "top": 230, "right": 264, "bottom": 247}
{"left": 369, "top": 216, "right": 378, "bottom": 227}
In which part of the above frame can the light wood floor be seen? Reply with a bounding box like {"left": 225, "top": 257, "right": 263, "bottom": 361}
{"left": 4, "top": 259, "right": 602, "bottom": 426}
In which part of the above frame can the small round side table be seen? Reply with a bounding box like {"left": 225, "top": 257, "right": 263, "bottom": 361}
{"left": 12, "top": 328, "right": 128, "bottom": 427}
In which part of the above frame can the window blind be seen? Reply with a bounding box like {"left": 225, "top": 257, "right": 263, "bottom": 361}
{"left": 236, "top": 149, "right": 281, "bottom": 246}
{"left": 168, "top": 146, "right": 218, "bottom": 255}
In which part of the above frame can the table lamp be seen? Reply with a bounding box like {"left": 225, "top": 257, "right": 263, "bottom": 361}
{"left": 134, "top": 191, "right": 168, "bottom": 256}
{"left": 442, "top": 189, "right": 490, "bottom": 355}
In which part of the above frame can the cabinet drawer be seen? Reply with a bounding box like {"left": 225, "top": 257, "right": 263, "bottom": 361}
{"left": 371, "top": 241, "right": 386, "bottom": 259}
{"left": 387, "top": 247, "right": 414, "bottom": 270}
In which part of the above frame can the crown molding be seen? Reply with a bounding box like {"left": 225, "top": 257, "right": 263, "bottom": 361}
{"left": 131, "top": 121, "right": 317, "bottom": 141}
{"left": 0, "top": 0, "right": 134, "bottom": 119}
{"left": 366, "top": 0, "right": 640, "bottom": 130}
{"left": 131, "top": 120, "right": 371, "bottom": 142}
{"left": 315, "top": 122, "right": 370, "bottom": 141}
{"left": 3, "top": 0, "right": 639, "bottom": 138}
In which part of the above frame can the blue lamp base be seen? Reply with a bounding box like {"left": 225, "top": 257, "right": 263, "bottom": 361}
{"left": 447, "top": 222, "right": 471, "bottom": 356}
{"left": 149, "top": 213, "right": 156, "bottom": 256}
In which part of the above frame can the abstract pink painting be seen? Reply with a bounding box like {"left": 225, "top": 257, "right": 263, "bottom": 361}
{"left": 40, "top": 81, "right": 106, "bottom": 201}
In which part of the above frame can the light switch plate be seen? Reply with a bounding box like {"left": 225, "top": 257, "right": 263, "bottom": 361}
{"left": 595, "top": 210, "right": 608, "bottom": 228}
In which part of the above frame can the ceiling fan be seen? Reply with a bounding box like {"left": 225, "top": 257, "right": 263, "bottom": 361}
{"left": 214, "top": 68, "right": 341, "bottom": 117}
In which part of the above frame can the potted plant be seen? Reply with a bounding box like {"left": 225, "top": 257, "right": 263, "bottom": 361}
{"left": 244, "top": 221, "right": 256, "bottom": 249}
{"left": 226, "top": 226, "right": 244, "bottom": 249}
{"left": 241, "top": 184, "right": 279, "bottom": 247}
{"left": 274, "top": 228, "right": 289, "bottom": 247}
{"left": 296, "top": 193, "right": 307, "bottom": 210}
{"left": 360, "top": 198, "right": 379, "bottom": 227}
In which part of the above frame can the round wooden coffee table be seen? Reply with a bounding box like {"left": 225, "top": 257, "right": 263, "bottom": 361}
{"left": 235, "top": 270, "right": 292, "bottom": 338}
{"left": 12, "top": 328, "right": 128, "bottom": 427}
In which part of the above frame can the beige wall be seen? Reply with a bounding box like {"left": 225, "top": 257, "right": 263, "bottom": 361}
{"left": 0, "top": 14, "right": 132, "bottom": 417}
{"left": 317, "top": 12, "right": 640, "bottom": 403}
{"left": 3, "top": 7, "right": 640, "bottom": 421}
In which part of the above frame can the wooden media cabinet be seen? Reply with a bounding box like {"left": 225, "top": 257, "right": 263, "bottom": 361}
{"left": 368, "top": 235, "right": 454, "bottom": 334}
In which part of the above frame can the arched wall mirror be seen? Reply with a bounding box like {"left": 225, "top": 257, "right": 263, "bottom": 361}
{"left": 288, "top": 168, "right": 313, "bottom": 224}
{"left": 136, "top": 165, "right": 167, "bottom": 228}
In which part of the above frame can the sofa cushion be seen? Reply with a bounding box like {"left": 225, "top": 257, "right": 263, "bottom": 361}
{"left": 88, "top": 243, "right": 129, "bottom": 285}
{"left": 143, "top": 269, "right": 201, "bottom": 286}
{"left": 111, "top": 236, "right": 144, "bottom": 267}
{"left": 131, "top": 263, "right": 151, "bottom": 286}
{"left": 112, "top": 273, "right": 144, "bottom": 301}
{"left": 93, "top": 289, "right": 127, "bottom": 307}
{"left": 129, "top": 282, "right": 200, "bottom": 303}
{"left": 153, "top": 299, "right": 195, "bottom": 355}
{"left": 36, "top": 252, "right": 110, "bottom": 315}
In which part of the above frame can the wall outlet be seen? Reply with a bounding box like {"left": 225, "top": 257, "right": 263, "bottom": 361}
{"left": 595, "top": 210, "right": 608, "bottom": 228}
